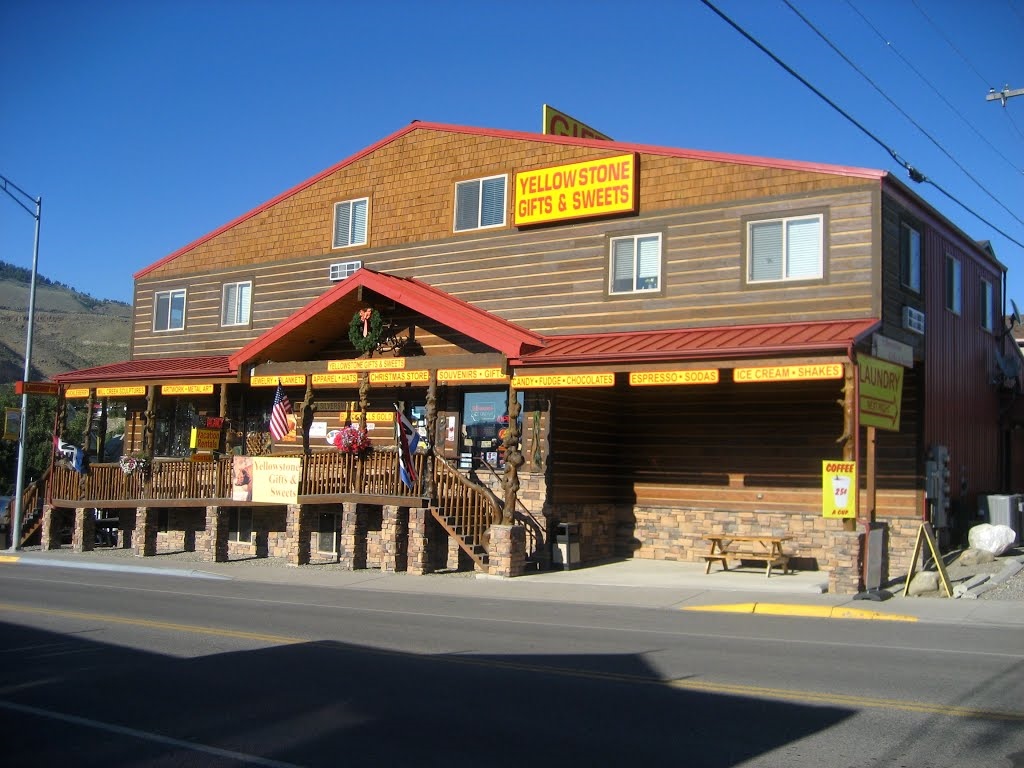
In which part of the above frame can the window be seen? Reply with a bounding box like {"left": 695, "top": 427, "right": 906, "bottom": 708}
{"left": 229, "top": 508, "right": 253, "bottom": 544}
{"left": 221, "top": 281, "right": 252, "bottom": 327}
{"left": 609, "top": 233, "right": 661, "bottom": 294}
{"left": 332, "top": 198, "right": 368, "bottom": 248}
{"left": 900, "top": 221, "right": 922, "bottom": 293}
{"left": 153, "top": 289, "right": 186, "bottom": 332}
{"left": 329, "top": 260, "right": 363, "bottom": 281}
{"left": 747, "top": 214, "right": 823, "bottom": 283}
{"left": 318, "top": 512, "right": 340, "bottom": 554}
{"left": 454, "top": 175, "right": 506, "bottom": 231}
{"left": 945, "top": 255, "right": 962, "bottom": 314}
{"left": 980, "top": 279, "right": 994, "bottom": 332}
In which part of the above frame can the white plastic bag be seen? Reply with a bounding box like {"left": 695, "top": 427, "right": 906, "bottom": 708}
{"left": 967, "top": 523, "right": 1016, "bottom": 556}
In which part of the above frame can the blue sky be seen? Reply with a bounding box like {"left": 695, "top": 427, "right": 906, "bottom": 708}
{"left": 1, "top": 0, "right": 1022, "bottom": 309}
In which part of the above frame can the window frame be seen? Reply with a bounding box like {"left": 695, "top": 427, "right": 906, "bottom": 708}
{"left": 945, "top": 254, "right": 962, "bottom": 315}
{"left": 332, "top": 197, "right": 369, "bottom": 249}
{"left": 220, "top": 280, "right": 252, "bottom": 327}
{"left": 607, "top": 232, "right": 663, "bottom": 296}
{"left": 153, "top": 288, "right": 186, "bottom": 332}
{"left": 899, "top": 220, "right": 922, "bottom": 293}
{"left": 744, "top": 211, "right": 826, "bottom": 285}
{"left": 453, "top": 174, "right": 508, "bottom": 232}
{"left": 979, "top": 278, "right": 994, "bottom": 332}
{"left": 229, "top": 508, "right": 253, "bottom": 544}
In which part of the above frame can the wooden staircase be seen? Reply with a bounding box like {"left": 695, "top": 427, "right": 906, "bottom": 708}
{"left": 5, "top": 465, "right": 50, "bottom": 547}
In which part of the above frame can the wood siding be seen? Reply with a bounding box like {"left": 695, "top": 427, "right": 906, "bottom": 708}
{"left": 132, "top": 127, "right": 879, "bottom": 359}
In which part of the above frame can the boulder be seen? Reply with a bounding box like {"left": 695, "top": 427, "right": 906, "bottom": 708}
{"left": 968, "top": 524, "right": 1017, "bottom": 556}
{"left": 907, "top": 570, "right": 939, "bottom": 595}
{"left": 956, "top": 548, "right": 996, "bottom": 566}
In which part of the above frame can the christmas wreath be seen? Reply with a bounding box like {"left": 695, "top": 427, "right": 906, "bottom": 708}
{"left": 349, "top": 308, "right": 383, "bottom": 354}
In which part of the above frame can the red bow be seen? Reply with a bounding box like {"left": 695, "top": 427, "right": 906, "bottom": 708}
{"left": 359, "top": 308, "right": 373, "bottom": 338}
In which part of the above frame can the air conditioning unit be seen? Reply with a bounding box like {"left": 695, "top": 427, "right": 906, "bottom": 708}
{"left": 902, "top": 306, "right": 925, "bottom": 334}
{"left": 329, "top": 260, "right": 363, "bottom": 282}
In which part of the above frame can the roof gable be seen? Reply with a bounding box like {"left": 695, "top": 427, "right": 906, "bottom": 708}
{"left": 229, "top": 269, "right": 544, "bottom": 369}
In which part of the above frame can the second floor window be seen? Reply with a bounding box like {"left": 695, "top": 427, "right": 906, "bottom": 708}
{"left": 222, "top": 281, "right": 252, "bottom": 327}
{"left": 333, "top": 198, "right": 368, "bottom": 248}
{"left": 153, "top": 289, "right": 186, "bottom": 332}
{"left": 900, "top": 221, "right": 922, "bottom": 293}
{"left": 455, "top": 175, "right": 506, "bottom": 231}
{"left": 610, "top": 233, "right": 661, "bottom": 294}
{"left": 946, "top": 255, "right": 962, "bottom": 314}
{"left": 980, "top": 278, "right": 993, "bottom": 332}
{"left": 747, "top": 214, "right": 823, "bottom": 283}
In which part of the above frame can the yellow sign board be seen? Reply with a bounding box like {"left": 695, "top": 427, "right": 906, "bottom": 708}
{"left": 822, "top": 460, "right": 857, "bottom": 519}
{"left": 250, "top": 375, "right": 305, "bottom": 387}
{"left": 3, "top": 408, "right": 21, "bottom": 441}
{"left": 369, "top": 370, "right": 430, "bottom": 385}
{"left": 162, "top": 384, "right": 215, "bottom": 396}
{"left": 312, "top": 373, "right": 360, "bottom": 386}
{"left": 437, "top": 367, "right": 508, "bottom": 383}
{"left": 189, "top": 426, "right": 221, "bottom": 451}
{"left": 251, "top": 456, "right": 301, "bottom": 505}
{"left": 96, "top": 385, "right": 147, "bottom": 397}
{"left": 327, "top": 358, "right": 406, "bottom": 371}
{"left": 733, "top": 364, "right": 844, "bottom": 383}
{"left": 629, "top": 369, "right": 719, "bottom": 386}
{"left": 858, "top": 354, "right": 903, "bottom": 431}
{"left": 512, "top": 372, "right": 615, "bottom": 389}
{"left": 64, "top": 388, "right": 90, "bottom": 399}
{"left": 542, "top": 104, "right": 611, "bottom": 140}
{"left": 514, "top": 154, "right": 636, "bottom": 226}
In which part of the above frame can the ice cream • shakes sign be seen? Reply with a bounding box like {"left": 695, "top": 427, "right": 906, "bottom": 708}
{"left": 822, "top": 460, "right": 857, "bottom": 519}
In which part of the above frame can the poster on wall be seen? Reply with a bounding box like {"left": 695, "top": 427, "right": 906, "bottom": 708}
{"left": 822, "top": 460, "right": 857, "bottom": 519}
{"left": 237, "top": 456, "right": 302, "bottom": 504}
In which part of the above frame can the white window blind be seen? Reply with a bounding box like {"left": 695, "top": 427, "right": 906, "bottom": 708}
{"left": 748, "top": 214, "right": 822, "bottom": 283}
{"left": 333, "top": 198, "right": 368, "bottom": 248}
{"left": 455, "top": 176, "right": 506, "bottom": 231}
{"left": 610, "top": 233, "right": 661, "bottom": 294}
{"left": 222, "top": 282, "right": 252, "bottom": 326}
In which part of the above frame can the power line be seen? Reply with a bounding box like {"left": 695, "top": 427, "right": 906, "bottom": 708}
{"left": 698, "top": 0, "right": 1024, "bottom": 250}
{"left": 782, "top": 0, "right": 1024, "bottom": 229}
{"left": 845, "top": 0, "right": 1024, "bottom": 175}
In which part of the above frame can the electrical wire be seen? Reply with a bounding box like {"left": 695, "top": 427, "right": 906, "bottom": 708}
{"left": 698, "top": 0, "right": 1024, "bottom": 250}
{"left": 845, "top": 0, "right": 1023, "bottom": 176}
{"left": 783, "top": 0, "right": 1023, "bottom": 229}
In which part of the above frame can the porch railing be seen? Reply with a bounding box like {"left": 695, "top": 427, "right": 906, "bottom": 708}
{"left": 48, "top": 451, "right": 429, "bottom": 505}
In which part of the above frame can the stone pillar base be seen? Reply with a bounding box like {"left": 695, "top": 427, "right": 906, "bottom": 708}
{"left": 286, "top": 504, "right": 313, "bottom": 566}
{"left": 381, "top": 505, "right": 408, "bottom": 572}
{"left": 40, "top": 505, "right": 62, "bottom": 550}
{"left": 133, "top": 507, "right": 158, "bottom": 557}
{"left": 205, "top": 506, "right": 229, "bottom": 563}
{"left": 829, "top": 527, "right": 863, "bottom": 595}
{"left": 488, "top": 524, "right": 526, "bottom": 578}
{"left": 72, "top": 507, "right": 95, "bottom": 552}
{"left": 407, "top": 507, "right": 434, "bottom": 575}
{"left": 338, "top": 502, "right": 367, "bottom": 570}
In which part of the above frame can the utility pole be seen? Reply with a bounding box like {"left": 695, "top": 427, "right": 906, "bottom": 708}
{"left": 0, "top": 173, "right": 42, "bottom": 552}
{"left": 986, "top": 85, "right": 1024, "bottom": 106}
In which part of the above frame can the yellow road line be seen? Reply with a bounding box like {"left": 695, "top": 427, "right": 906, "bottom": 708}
{"left": 0, "top": 602, "right": 302, "bottom": 645}
{"left": 0, "top": 556, "right": 21, "bottom": 563}
{"left": 683, "top": 602, "right": 918, "bottom": 622}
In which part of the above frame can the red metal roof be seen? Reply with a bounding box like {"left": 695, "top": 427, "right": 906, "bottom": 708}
{"left": 52, "top": 356, "right": 235, "bottom": 385}
{"left": 135, "top": 121, "right": 885, "bottom": 280}
{"left": 229, "top": 268, "right": 544, "bottom": 369}
{"left": 510, "top": 319, "right": 881, "bottom": 367}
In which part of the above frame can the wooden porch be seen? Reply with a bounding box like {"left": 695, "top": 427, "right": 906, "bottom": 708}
{"left": 37, "top": 451, "right": 544, "bottom": 574}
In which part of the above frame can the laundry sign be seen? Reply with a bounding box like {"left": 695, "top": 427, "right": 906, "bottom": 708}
{"left": 859, "top": 354, "right": 903, "bottom": 431}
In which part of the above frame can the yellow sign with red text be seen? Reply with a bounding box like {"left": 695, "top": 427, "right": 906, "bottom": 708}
{"left": 515, "top": 154, "right": 637, "bottom": 226}
{"left": 542, "top": 104, "right": 611, "bottom": 140}
{"left": 822, "top": 460, "right": 857, "bottom": 519}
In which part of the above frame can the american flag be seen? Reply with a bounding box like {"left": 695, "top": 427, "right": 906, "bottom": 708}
{"left": 269, "top": 383, "right": 293, "bottom": 441}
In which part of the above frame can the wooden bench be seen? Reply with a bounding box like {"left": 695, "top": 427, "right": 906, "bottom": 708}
{"left": 702, "top": 534, "right": 792, "bottom": 578}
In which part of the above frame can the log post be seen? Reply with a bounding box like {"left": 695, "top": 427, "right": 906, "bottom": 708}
{"left": 501, "top": 385, "right": 523, "bottom": 525}
{"left": 425, "top": 370, "right": 437, "bottom": 500}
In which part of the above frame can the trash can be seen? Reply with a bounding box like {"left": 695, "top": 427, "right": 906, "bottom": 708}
{"left": 553, "top": 522, "right": 580, "bottom": 570}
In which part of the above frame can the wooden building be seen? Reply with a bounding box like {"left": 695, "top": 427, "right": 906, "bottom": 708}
{"left": 35, "top": 120, "right": 1023, "bottom": 593}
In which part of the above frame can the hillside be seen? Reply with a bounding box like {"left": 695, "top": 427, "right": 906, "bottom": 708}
{"left": 0, "top": 262, "right": 131, "bottom": 382}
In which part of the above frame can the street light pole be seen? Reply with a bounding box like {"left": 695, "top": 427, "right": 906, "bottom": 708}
{"left": 1, "top": 173, "right": 42, "bottom": 552}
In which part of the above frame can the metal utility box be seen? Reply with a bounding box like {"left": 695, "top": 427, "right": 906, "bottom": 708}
{"left": 552, "top": 522, "right": 580, "bottom": 570}
{"left": 978, "top": 494, "right": 1022, "bottom": 545}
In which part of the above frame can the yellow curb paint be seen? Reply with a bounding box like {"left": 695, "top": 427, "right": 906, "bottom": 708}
{"left": 683, "top": 602, "right": 918, "bottom": 622}
{"left": 0, "top": 556, "right": 20, "bottom": 563}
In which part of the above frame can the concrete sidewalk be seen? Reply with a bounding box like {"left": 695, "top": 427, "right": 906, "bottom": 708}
{"left": 3, "top": 548, "right": 1023, "bottom": 627}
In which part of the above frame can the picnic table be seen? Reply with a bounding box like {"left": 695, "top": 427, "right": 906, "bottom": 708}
{"left": 702, "top": 534, "right": 792, "bottom": 578}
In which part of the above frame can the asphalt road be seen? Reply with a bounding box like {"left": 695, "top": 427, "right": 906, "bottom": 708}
{"left": 0, "top": 565, "right": 1022, "bottom": 768}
